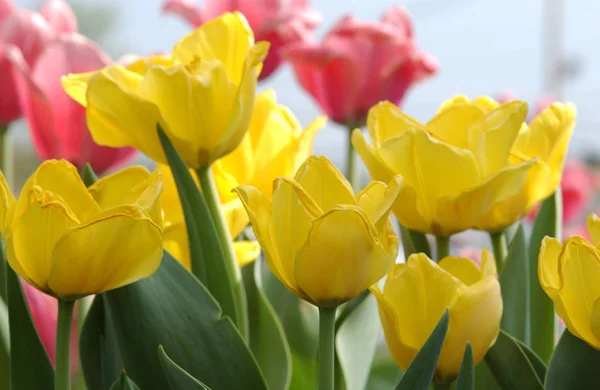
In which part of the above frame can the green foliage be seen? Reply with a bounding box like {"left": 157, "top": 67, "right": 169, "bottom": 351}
{"left": 546, "top": 329, "right": 600, "bottom": 389}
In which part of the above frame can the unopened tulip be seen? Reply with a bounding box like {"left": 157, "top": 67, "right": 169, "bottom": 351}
{"left": 213, "top": 89, "right": 326, "bottom": 200}
{"left": 13, "top": 34, "right": 135, "bottom": 173}
{"left": 284, "top": 7, "right": 437, "bottom": 127}
{"left": 538, "top": 213, "right": 600, "bottom": 349}
{"left": 162, "top": 0, "right": 320, "bottom": 80}
{"left": 372, "top": 250, "right": 501, "bottom": 382}
{"left": 0, "top": 160, "right": 163, "bottom": 300}
{"left": 235, "top": 156, "right": 401, "bottom": 307}
{"left": 39, "top": 0, "right": 77, "bottom": 34}
{"left": 353, "top": 98, "right": 536, "bottom": 236}
{"left": 159, "top": 164, "right": 260, "bottom": 269}
{"left": 62, "top": 12, "right": 269, "bottom": 169}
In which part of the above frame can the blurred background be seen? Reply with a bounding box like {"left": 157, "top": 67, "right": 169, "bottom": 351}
{"left": 10, "top": 0, "right": 596, "bottom": 184}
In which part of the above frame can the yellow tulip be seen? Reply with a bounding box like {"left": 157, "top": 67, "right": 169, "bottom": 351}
{"left": 372, "top": 250, "right": 501, "bottom": 382}
{"left": 234, "top": 155, "right": 401, "bottom": 307}
{"left": 0, "top": 160, "right": 163, "bottom": 301}
{"left": 538, "top": 213, "right": 600, "bottom": 349}
{"left": 475, "top": 99, "right": 576, "bottom": 231}
{"left": 61, "top": 12, "right": 270, "bottom": 169}
{"left": 352, "top": 97, "right": 537, "bottom": 236}
{"left": 213, "top": 89, "right": 326, "bottom": 200}
{"left": 158, "top": 164, "right": 260, "bottom": 269}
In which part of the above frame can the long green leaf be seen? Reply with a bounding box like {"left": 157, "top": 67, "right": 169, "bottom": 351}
{"left": 455, "top": 342, "right": 474, "bottom": 390}
{"left": 474, "top": 363, "right": 500, "bottom": 390}
{"left": 242, "top": 260, "right": 291, "bottom": 390}
{"left": 158, "top": 346, "right": 212, "bottom": 390}
{"left": 6, "top": 266, "right": 53, "bottom": 389}
{"left": 499, "top": 224, "right": 530, "bottom": 343}
{"left": 484, "top": 330, "right": 544, "bottom": 390}
{"left": 157, "top": 124, "right": 240, "bottom": 329}
{"left": 399, "top": 225, "right": 431, "bottom": 258}
{"left": 545, "top": 329, "right": 600, "bottom": 389}
{"left": 516, "top": 339, "right": 546, "bottom": 383}
{"left": 395, "top": 310, "right": 449, "bottom": 390}
{"left": 101, "top": 251, "right": 267, "bottom": 389}
{"left": 108, "top": 371, "right": 140, "bottom": 390}
{"left": 528, "top": 191, "right": 561, "bottom": 361}
{"left": 336, "top": 293, "right": 380, "bottom": 390}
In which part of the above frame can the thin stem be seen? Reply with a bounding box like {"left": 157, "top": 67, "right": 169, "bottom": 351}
{"left": 196, "top": 166, "right": 248, "bottom": 338}
{"left": 55, "top": 299, "right": 75, "bottom": 390}
{"left": 319, "top": 306, "right": 337, "bottom": 390}
{"left": 346, "top": 128, "right": 360, "bottom": 191}
{"left": 435, "top": 236, "right": 450, "bottom": 262}
{"left": 490, "top": 231, "right": 508, "bottom": 275}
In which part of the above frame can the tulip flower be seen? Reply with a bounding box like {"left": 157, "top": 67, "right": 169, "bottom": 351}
{"left": 39, "top": 0, "right": 77, "bottom": 34}
{"left": 62, "top": 12, "right": 269, "bottom": 169}
{"left": 0, "top": 0, "right": 14, "bottom": 22}
{"left": 0, "top": 159, "right": 163, "bottom": 300}
{"left": 213, "top": 89, "right": 326, "bottom": 200}
{"left": 159, "top": 164, "right": 260, "bottom": 269}
{"left": 537, "top": 213, "right": 600, "bottom": 349}
{"left": 372, "top": 250, "right": 502, "bottom": 383}
{"left": 284, "top": 7, "right": 437, "bottom": 128}
{"left": 353, "top": 98, "right": 536, "bottom": 236}
{"left": 12, "top": 34, "right": 136, "bottom": 174}
{"left": 162, "top": 0, "right": 320, "bottom": 80}
{"left": 234, "top": 155, "right": 401, "bottom": 307}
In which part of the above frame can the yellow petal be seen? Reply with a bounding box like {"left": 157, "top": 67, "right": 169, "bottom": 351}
{"left": 427, "top": 104, "right": 485, "bottom": 149}
{"left": 292, "top": 115, "right": 327, "bottom": 172}
{"left": 164, "top": 221, "right": 190, "bottom": 270}
{"left": 295, "top": 206, "right": 392, "bottom": 306}
{"left": 439, "top": 276, "right": 502, "bottom": 377}
{"left": 356, "top": 176, "right": 403, "bottom": 232}
{"left": 294, "top": 156, "right": 356, "bottom": 210}
{"left": 158, "top": 164, "right": 200, "bottom": 226}
{"left": 125, "top": 55, "right": 176, "bottom": 76}
{"left": 480, "top": 248, "right": 497, "bottom": 278}
{"left": 221, "top": 198, "right": 249, "bottom": 239}
{"left": 383, "top": 253, "right": 461, "bottom": 352}
{"left": 0, "top": 170, "right": 15, "bottom": 236}
{"left": 435, "top": 95, "right": 471, "bottom": 113}
{"left": 351, "top": 129, "right": 397, "bottom": 183}
{"left": 9, "top": 187, "right": 78, "bottom": 293}
{"left": 48, "top": 205, "right": 162, "bottom": 300}
{"left": 587, "top": 213, "right": 600, "bottom": 247}
{"left": 61, "top": 70, "right": 97, "bottom": 107}
{"left": 471, "top": 96, "right": 501, "bottom": 113}
{"left": 537, "top": 237, "right": 564, "bottom": 297}
{"left": 234, "top": 240, "right": 261, "bottom": 268}
{"left": 590, "top": 297, "right": 600, "bottom": 347}
{"left": 367, "top": 101, "right": 426, "bottom": 148}
{"left": 438, "top": 256, "right": 481, "bottom": 286}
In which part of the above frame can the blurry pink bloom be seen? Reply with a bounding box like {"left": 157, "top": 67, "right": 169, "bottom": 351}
{"left": 162, "top": 0, "right": 321, "bottom": 80}
{"left": 284, "top": 7, "right": 438, "bottom": 127}
{"left": 0, "top": 0, "right": 14, "bottom": 22}
{"left": 13, "top": 34, "right": 136, "bottom": 173}
{"left": 22, "top": 281, "right": 78, "bottom": 372}
{"left": 39, "top": 0, "right": 77, "bottom": 34}
{"left": 458, "top": 247, "right": 482, "bottom": 267}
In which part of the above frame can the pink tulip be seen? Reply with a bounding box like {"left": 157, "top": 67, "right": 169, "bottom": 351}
{"left": 39, "top": 0, "right": 77, "bottom": 34}
{"left": 284, "top": 7, "right": 438, "bottom": 127}
{"left": 22, "top": 282, "right": 78, "bottom": 372}
{"left": 0, "top": 0, "right": 14, "bottom": 22}
{"left": 162, "top": 0, "right": 321, "bottom": 80}
{"left": 13, "top": 34, "right": 136, "bottom": 173}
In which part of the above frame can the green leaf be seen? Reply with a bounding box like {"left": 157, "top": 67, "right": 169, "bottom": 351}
{"left": 474, "top": 361, "right": 500, "bottom": 390}
{"left": 545, "top": 329, "right": 600, "bottom": 389}
{"left": 455, "top": 342, "right": 474, "bottom": 390}
{"left": 79, "top": 295, "right": 124, "bottom": 390}
{"left": 242, "top": 260, "right": 291, "bottom": 390}
{"left": 528, "top": 191, "right": 561, "bottom": 362}
{"left": 108, "top": 371, "right": 140, "bottom": 390}
{"left": 516, "top": 338, "right": 547, "bottom": 383}
{"left": 157, "top": 124, "right": 240, "bottom": 328}
{"left": 100, "top": 251, "right": 267, "bottom": 389}
{"left": 336, "top": 293, "right": 380, "bottom": 390}
{"left": 395, "top": 310, "right": 449, "bottom": 390}
{"left": 81, "top": 163, "right": 99, "bottom": 186}
{"left": 0, "top": 297, "right": 9, "bottom": 390}
{"left": 6, "top": 266, "right": 53, "bottom": 389}
{"left": 158, "top": 345, "right": 212, "bottom": 390}
{"left": 484, "top": 330, "right": 544, "bottom": 389}
{"left": 499, "top": 224, "right": 530, "bottom": 343}
{"left": 399, "top": 224, "right": 431, "bottom": 258}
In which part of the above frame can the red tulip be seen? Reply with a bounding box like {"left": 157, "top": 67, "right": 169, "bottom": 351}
{"left": 284, "top": 7, "right": 438, "bottom": 127}
{"left": 22, "top": 282, "right": 78, "bottom": 372}
{"left": 13, "top": 34, "right": 136, "bottom": 173}
{"left": 40, "top": 0, "right": 77, "bottom": 34}
{"left": 162, "top": 0, "right": 321, "bottom": 80}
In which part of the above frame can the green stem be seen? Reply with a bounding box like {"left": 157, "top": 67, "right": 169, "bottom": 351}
{"left": 55, "top": 299, "right": 75, "bottom": 390}
{"left": 196, "top": 166, "right": 248, "bottom": 338}
{"left": 490, "top": 231, "right": 508, "bottom": 275}
{"left": 318, "top": 306, "right": 337, "bottom": 390}
{"left": 435, "top": 236, "right": 450, "bottom": 262}
{"left": 0, "top": 124, "right": 10, "bottom": 305}
{"left": 346, "top": 128, "right": 360, "bottom": 191}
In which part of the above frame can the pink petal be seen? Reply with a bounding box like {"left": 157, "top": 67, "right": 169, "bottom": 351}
{"left": 561, "top": 161, "right": 592, "bottom": 225}
{"left": 40, "top": 0, "right": 78, "bottom": 34}
{"left": 162, "top": 0, "right": 204, "bottom": 27}
{"left": 0, "top": 9, "right": 54, "bottom": 66}
{"left": 0, "top": 0, "right": 14, "bottom": 22}
{"left": 0, "top": 43, "right": 26, "bottom": 123}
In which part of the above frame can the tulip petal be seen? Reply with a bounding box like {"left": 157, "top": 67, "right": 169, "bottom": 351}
{"left": 48, "top": 205, "right": 162, "bottom": 300}
{"left": 427, "top": 104, "right": 485, "bottom": 149}
{"left": 356, "top": 175, "right": 402, "bottom": 232}
{"left": 438, "top": 256, "right": 482, "bottom": 286}
{"left": 294, "top": 155, "right": 356, "bottom": 210}
{"left": 234, "top": 240, "right": 261, "bottom": 268}
{"left": 367, "top": 101, "right": 426, "bottom": 147}
{"left": 587, "top": 213, "right": 600, "bottom": 247}
{"left": 295, "top": 206, "right": 392, "bottom": 306}
{"left": 164, "top": 221, "right": 190, "bottom": 270}
{"left": 221, "top": 198, "right": 250, "bottom": 239}
{"left": 480, "top": 248, "right": 497, "bottom": 278}
{"left": 351, "top": 129, "right": 397, "bottom": 183}
{"left": 590, "top": 297, "right": 600, "bottom": 345}
{"left": 0, "top": 170, "right": 15, "bottom": 236}
{"left": 440, "top": 276, "right": 502, "bottom": 376}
